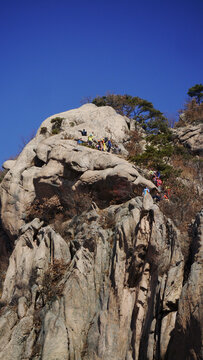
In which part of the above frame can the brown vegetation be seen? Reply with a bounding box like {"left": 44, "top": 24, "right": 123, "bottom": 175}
{"left": 176, "top": 99, "right": 203, "bottom": 127}
{"left": 125, "top": 130, "right": 143, "bottom": 158}
{"left": 42, "top": 260, "right": 68, "bottom": 302}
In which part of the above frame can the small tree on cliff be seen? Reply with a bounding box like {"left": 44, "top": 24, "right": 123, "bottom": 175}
{"left": 176, "top": 84, "right": 203, "bottom": 127}
{"left": 92, "top": 94, "right": 169, "bottom": 134}
{"left": 187, "top": 84, "right": 203, "bottom": 104}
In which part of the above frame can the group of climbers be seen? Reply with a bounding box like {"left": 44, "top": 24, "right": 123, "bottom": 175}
{"left": 96, "top": 137, "right": 112, "bottom": 152}
{"left": 77, "top": 129, "right": 120, "bottom": 154}
{"left": 78, "top": 130, "right": 172, "bottom": 203}
{"left": 143, "top": 170, "right": 171, "bottom": 202}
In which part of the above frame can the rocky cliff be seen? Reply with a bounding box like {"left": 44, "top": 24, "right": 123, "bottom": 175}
{"left": 0, "top": 104, "right": 202, "bottom": 360}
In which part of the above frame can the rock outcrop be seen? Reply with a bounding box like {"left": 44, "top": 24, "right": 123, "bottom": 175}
{"left": 0, "top": 104, "right": 202, "bottom": 360}
{"left": 0, "top": 104, "right": 151, "bottom": 239}
{"left": 172, "top": 123, "right": 203, "bottom": 155}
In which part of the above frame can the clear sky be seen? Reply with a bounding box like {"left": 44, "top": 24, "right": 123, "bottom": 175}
{"left": 0, "top": 0, "right": 203, "bottom": 166}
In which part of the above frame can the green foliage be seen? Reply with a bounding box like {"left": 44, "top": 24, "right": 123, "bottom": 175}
{"left": 70, "top": 122, "right": 75, "bottom": 127}
{"left": 51, "top": 117, "right": 64, "bottom": 124}
{"left": 40, "top": 127, "right": 47, "bottom": 134}
{"left": 146, "top": 131, "right": 173, "bottom": 146}
{"left": 131, "top": 149, "right": 180, "bottom": 179}
{"left": 81, "top": 142, "right": 95, "bottom": 149}
{"left": 173, "top": 145, "right": 193, "bottom": 160}
{"left": 52, "top": 128, "right": 60, "bottom": 135}
{"left": 51, "top": 117, "right": 64, "bottom": 134}
{"left": 92, "top": 93, "right": 168, "bottom": 134}
{"left": 130, "top": 131, "right": 181, "bottom": 180}
{"left": 187, "top": 83, "right": 203, "bottom": 104}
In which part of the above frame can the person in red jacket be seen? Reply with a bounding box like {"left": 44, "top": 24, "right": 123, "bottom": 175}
{"left": 156, "top": 178, "right": 162, "bottom": 190}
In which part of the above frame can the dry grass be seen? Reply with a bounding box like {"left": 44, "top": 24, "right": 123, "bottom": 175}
{"left": 177, "top": 99, "right": 203, "bottom": 127}
{"left": 159, "top": 180, "right": 202, "bottom": 232}
{"left": 27, "top": 190, "right": 93, "bottom": 226}
{"left": 171, "top": 155, "right": 203, "bottom": 182}
{"left": 42, "top": 260, "right": 69, "bottom": 302}
{"left": 126, "top": 130, "right": 143, "bottom": 157}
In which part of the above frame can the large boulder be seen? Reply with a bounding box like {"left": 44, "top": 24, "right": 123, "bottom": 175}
{"left": 0, "top": 105, "right": 154, "bottom": 239}
{"left": 37, "top": 103, "right": 130, "bottom": 144}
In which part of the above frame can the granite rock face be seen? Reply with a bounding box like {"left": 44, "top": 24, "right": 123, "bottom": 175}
{"left": 172, "top": 123, "right": 203, "bottom": 155}
{"left": 0, "top": 200, "right": 185, "bottom": 360}
{"left": 0, "top": 104, "right": 151, "bottom": 240}
{"left": 0, "top": 105, "right": 202, "bottom": 360}
{"left": 166, "top": 210, "right": 203, "bottom": 360}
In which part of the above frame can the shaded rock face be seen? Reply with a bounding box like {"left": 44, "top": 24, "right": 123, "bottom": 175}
{"left": 0, "top": 105, "right": 202, "bottom": 360}
{"left": 0, "top": 217, "right": 12, "bottom": 297}
{"left": 166, "top": 210, "right": 203, "bottom": 360}
{"left": 172, "top": 124, "right": 203, "bottom": 155}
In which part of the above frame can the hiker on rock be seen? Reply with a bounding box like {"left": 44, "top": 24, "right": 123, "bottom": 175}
{"left": 107, "top": 139, "right": 112, "bottom": 152}
{"left": 103, "top": 140, "right": 106, "bottom": 151}
{"left": 113, "top": 144, "right": 120, "bottom": 154}
{"left": 99, "top": 140, "right": 103, "bottom": 151}
{"left": 153, "top": 191, "right": 161, "bottom": 202}
{"left": 165, "top": 186, "right": 171, "bottom": 198}
{"left": 163, "top": 192, "right": 169, "bottom": 201}
{"left": 143, "top": 187, "right": 150, "bottom": 196}
{"left": 88, "top": 134, "right": 93, "bottom": 146}
{"left": 82, "top": 129, "right": 87, "bottom": 136}
{"left": 156, "top": 178, "right": 162, "bottom": 190}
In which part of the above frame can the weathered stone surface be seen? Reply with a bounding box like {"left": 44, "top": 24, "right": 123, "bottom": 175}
{"left": 1, "top": 225, "right": 71, "bottom": 304}
{"left": 0, "top": 199, "right": 187, "bottom": 359}
{"left": 166, "top": 209, "right": 203, "bottom": 360}
{"left": 2, "top": 160, "right": 16, "bottom": 170}
{"left": 142, "top": 192, "right": 154, "bottom": 210}
{"left": 172, "top": 123, "right": 203, "bottom": 155}
{"left": 0, "top": 105, "right": 202, "bottom": 360}
{"left": 37, "top": 103, "right": 129, "bottom": 144}
{"left": 0, "top": 134, "right": 155, "bottom": 239}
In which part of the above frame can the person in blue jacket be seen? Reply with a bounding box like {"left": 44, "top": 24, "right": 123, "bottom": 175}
{"left": 143, "top": 187, "right": 150, "bottom": 196}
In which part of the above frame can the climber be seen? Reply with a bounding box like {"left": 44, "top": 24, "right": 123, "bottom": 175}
{"left": 149, "top": 170, "right": 155, "bottom": 178}
{"left": 99, "top": 139, "right": 103, "bottom": 151}
{"left": 103, "top": 140, "right": 106, "bottom": 151}
{"left": 77, "top": 138, "right": 83, "bottom": 145}
{"left": 156, "top": 178, "right": 163, "bottom": 190}
{"left": 88, "top": 134, "right": 93, "bottom": 146}
{"left": 163, "top": 193, "right": 169, "bottom": 201}
{"left": 143, "top": 187, "right": 150, "bottom": 196}
{"left": 165, "top": 186, "right": 171, "bottom": 198}
{"left": 152, "top": 175, "right": 158, "bottom": 185}
{"left": 82, "top": 129, "right": 87, "bottom": 136}
{"left": 113, "top": 144, "right": 121, "bottom": 154}
{"left": 155, "top": 170, "right": 161, "bottom": 178}
{"left": 107, "top": 139, "right": 112, "bottom": 152}
{"left": 153, "top": 191, "right": 161, "bottom": 202}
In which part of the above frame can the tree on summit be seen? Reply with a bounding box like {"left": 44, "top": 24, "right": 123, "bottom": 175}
{"left": 187, "top": 84, "right": 203, "bottom": 104}
{"left": 92, "top": 94, "right": 169, "bottom": 134}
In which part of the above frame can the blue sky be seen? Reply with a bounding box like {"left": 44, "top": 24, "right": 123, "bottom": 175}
{"left": 0, "top": 0, "right": 203, "bottom": 165}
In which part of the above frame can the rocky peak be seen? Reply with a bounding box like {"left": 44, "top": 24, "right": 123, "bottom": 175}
{"left": 0, "top": 105, "right": 202, "bottom": 360}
